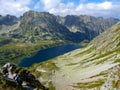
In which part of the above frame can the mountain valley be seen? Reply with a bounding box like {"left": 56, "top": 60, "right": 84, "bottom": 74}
{"left": 0, "top": 11, "right": 120, "bottom": 90}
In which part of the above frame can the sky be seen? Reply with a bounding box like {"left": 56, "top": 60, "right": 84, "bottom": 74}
{"left": 0, "top": 0, "right": 120, "bottom": 18}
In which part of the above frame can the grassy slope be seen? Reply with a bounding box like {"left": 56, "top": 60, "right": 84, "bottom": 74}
{"left": 30, "top": 22, "right": 120, "bottom": 90}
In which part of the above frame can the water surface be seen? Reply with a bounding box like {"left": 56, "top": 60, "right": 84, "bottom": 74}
{"left": 19, "top": 44, "right": 81, "bottom": 67}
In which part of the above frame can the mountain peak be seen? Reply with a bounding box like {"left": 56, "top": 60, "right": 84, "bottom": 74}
{"left": 22, "top": 10, "right": 54, "bottom": 18}
{"left": 0, "top": 15, "right": 18, "bottom": 25}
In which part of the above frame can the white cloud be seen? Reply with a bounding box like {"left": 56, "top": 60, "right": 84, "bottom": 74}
{"left": 75, "top": 1, "right": 120, "bottom": 18}
{"left": 1, "top": 0, "right": 120, "bottom": 18}
{"left": 75, "top": 2, "right": 112, "bottom": 15}
{"left": 0, "top": 0, "right": 31, "bottom": 17}
{"left": 40, "top": 0, "right": 61, "bottom": 10}
{"left": 35, "top": 0, "right": 120, "bottom": 18}
{"left": 49, "top": 2, "right": 75, "bottom": 16}
{"left": 35, "top": 0, "right": 75, "bottom": 16}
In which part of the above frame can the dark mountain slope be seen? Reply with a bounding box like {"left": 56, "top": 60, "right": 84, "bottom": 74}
{"left": 57, "top": 15, "right": 119, "bottom": 40}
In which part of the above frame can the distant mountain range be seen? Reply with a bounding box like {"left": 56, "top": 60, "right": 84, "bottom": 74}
{"left": 0, "top": 10, "right": 119, "bottom": 43}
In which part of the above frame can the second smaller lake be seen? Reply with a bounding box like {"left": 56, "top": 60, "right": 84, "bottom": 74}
{"left": 19, "top": 44, "right": 82, "bottom": 67}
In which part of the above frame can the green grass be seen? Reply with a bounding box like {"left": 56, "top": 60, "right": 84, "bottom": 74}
{"left": 87, "top": 47, "right": 119, "bottom": 63}
{"left": 29, "top": 60, "right": 59, "bottom": 78}
{"left": 74, "top": 46, "right": 95, "bottom": 57}
{"left": 66, "top": 62, "right": 79, "bottom": 66}
{"left": 113, "top": 80, "right": 120, "bottom": 88}
{"left": 49, "top": 81, "right": 55, "bottom": 90}
{"left": 90, "top": 71, "right": 107, "bottom": 78}
{"left": 96, "top": 54, "right": 115, "bottom": 65}
{"left": 73, "top": 80, "right": 104, "bottom": 89}
{"left": 117, "top": 42, "right": 120, "bottom": 47}
{"left": 114, "top": 59, "right": 120, "bottom": 63}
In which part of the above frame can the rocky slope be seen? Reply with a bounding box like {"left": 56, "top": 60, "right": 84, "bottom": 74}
{"left": 30, "top": 22, "right": 120, "bottom": 90}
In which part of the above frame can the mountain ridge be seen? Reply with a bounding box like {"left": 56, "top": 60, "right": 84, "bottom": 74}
{"left": 0, "top": 10, "right": 119, "bottom": 43}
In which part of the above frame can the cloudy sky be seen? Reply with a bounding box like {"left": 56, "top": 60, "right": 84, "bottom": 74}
{"left": 0, "top": 0, "right": 120, "bottom": 18}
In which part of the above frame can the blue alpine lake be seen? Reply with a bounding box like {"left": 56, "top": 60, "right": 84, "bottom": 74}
{"left": 19, "top": 44, "right": 82, "bottom": 67}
